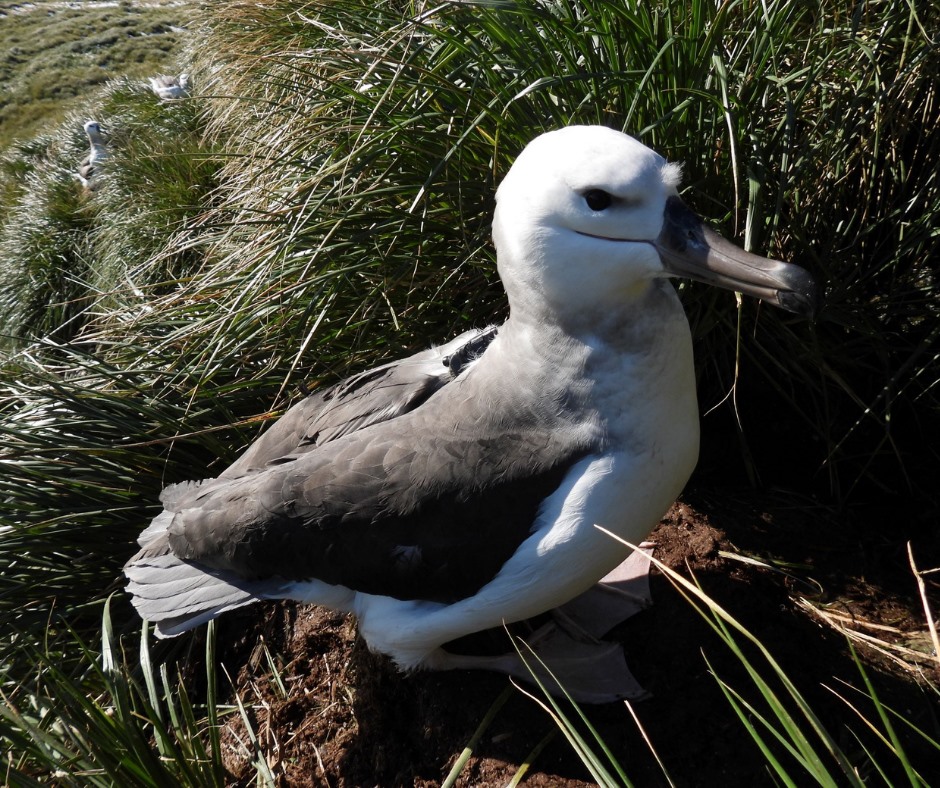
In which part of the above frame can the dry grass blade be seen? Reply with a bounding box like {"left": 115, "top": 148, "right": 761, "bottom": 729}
{"left": 797, "top": 599, "right": 938, "bottom": 678}
{"left": 907, "top": 543, "right": 940, "bottom": 672}
{"left": 624, "top": 699, "right": 677, "bottom": 788}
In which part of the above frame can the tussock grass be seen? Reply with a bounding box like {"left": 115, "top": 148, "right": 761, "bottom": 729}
{"left": 0, "top": 77, "right": 217, "bottom": 348}
{"left": 0, "top": 152, "right": 96, "bottom": 344}
{"left": 158, "top": 0, "right": 939, "bottom": 501}
{"left": 2, "top": 609, "right": 229, "bottom": 787}
{"left": 83, "top": 76, "right": 220, "bottom": 313}
{"left": 0, "top": 1, "right": 196, "bottom": 151}
{"left": 0, "top": 0, "right": 937, "bottom": 782}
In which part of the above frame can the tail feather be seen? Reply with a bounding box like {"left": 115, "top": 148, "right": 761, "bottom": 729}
{"left": 125, "top": 515, "right": 287, "bottom": 638}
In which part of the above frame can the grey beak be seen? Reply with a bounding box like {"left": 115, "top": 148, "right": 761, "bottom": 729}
{"left": 654, "top": 196, "right": 818, "bottom": 316}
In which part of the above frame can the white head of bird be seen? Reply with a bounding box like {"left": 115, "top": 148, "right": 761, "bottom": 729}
{"left": 493, "top": 126, "right": 816, "bottom": 328}
{"left": 83, "top": 120, "right": 104, "bottom": 140}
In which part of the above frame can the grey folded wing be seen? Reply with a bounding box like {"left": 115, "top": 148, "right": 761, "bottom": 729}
{"left": 220, "top": 326, "right": 498, "bottom": 478}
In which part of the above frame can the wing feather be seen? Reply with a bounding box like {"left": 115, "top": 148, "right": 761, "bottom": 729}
{"left": 221, "top": 326, "right": 497, "bottom": 478}
{"left": 124, "top": 325, "right": 596, "bottom": 634}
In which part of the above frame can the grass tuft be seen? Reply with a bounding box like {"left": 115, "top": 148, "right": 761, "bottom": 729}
{"left": 0, "top": 2, "right": 196, "bottom": 151}
{"left": 1, "top": 606, "right": 227, "bottom": 786}
{"left": 0, "top": 0, "right": 937, "bottom": 782}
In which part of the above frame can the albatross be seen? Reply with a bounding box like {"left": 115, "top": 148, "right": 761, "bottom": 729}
{"left": 75, "top": 121, "right": 107, "bottom": 191}
{"left": 125, "top": 126, "right": 816, "bottom": 701}
{"left": 148, "top": 73, "right": 190, "bottom": 100}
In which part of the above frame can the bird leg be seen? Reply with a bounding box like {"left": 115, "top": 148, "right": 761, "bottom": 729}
{"left": 429, "top": 544, "right": 654, "bottom": 703}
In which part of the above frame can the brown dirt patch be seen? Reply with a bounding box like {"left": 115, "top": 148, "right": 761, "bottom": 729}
{"left": 205, "top": 491, "right": 939, "bottom": 787}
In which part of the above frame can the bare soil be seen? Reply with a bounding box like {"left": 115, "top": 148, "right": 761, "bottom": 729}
{"left": 207, "top": 490, "right": 939, "bottom": 787}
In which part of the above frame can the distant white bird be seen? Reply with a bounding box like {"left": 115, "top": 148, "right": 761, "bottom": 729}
{"left": 125, "top": 126, "right": 816, "bottom": 701}
{"left": 148, "top": 73, "right": 190, "bottom": 100}
{"left": 74, "top": 120, "right": 107, "bottom": 191}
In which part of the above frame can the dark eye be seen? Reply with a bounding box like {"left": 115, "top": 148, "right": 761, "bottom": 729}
{"left": 584, "top": 189, "right": 613, "bottom": 211}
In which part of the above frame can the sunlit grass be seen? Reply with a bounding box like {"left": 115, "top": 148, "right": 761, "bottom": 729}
{"left": 0, "top": 0, "right": 937, "bottom": 782}
{"left": 0, "top": 2, "right": 195, "bottom": 152}
{"left": 2, "top": 608, "right": 230, "bottom": 787}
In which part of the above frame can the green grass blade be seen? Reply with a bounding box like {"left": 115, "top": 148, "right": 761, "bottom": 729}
{"left": 842, "top": 642, "right": 929, "bottom": 786}
{"left": 441, "top": 685, "right": 513, "bottom": 788}
{"left": 511, "top": 636, "right": 631, "bottom": 787}
{"left": 705, "top": 656, "right": 812, "bottom": 787}
{"left": 507, "top": 728, "right": 557, "bottom": 788}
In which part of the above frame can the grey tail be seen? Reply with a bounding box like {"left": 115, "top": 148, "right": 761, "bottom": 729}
{"left": 124, "top": 509, "right": 287, "bottom": 638}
